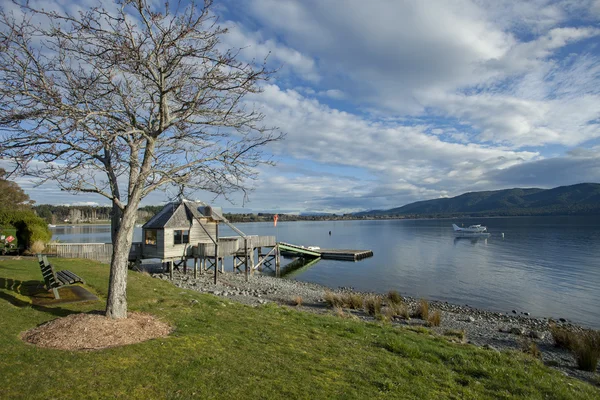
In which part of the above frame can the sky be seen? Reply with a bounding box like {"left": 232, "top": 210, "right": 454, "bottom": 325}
{"left": 4, "top": 0, "right": 600, "bottom": 214}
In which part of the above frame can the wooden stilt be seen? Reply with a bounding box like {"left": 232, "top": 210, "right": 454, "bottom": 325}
{"left": 257, "top": 247, "right": 262, "bottom": 271}
{"left": 214, "top": 226, "right": 219, "bottom": 284}
{"left": 244, "top": 237, "right": 249, "bottom": 282}
{"left": 194, "top": 257, "right": 198, "bottom": 279}
{"left": 275, "top": 245, "right": 281, "bottom": 278}
{"left": 183, "top": 256, "right": 187, "bottom": 275}
{"left": 169, "top": 259, "right": 174, "bottom": 280}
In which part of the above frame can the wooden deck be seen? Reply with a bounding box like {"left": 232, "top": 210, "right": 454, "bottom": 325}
{"left": 278, "top": 242, "right": 373, "bottom": 261}
{"left": 319, "top": 249, "right": 374, "bottom": 261}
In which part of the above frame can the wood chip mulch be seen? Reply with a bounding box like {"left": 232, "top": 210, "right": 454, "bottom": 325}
{"left": 20, "top": 312, "right": 172, "bottom": 351}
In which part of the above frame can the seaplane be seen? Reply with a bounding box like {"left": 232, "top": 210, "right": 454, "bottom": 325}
{"left": 452, "top": 223, "right": 491, "bottom": 237}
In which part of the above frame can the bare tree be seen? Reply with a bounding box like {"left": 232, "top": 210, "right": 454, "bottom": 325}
{"left": 0, "top": 0, "right": 282, "bottom": 318}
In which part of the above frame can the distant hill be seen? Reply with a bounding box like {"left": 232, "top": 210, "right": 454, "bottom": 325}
{"left": 355, "top": 183, "right": 600, "bottom": 217}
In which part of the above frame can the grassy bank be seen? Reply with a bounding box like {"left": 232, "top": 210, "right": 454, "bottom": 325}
{"left": 0, "top": 258, "right": 598, "bottom": 399}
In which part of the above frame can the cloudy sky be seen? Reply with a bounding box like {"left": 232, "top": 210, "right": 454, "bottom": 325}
{"left": 6, "top": 0, "right": 600, "bottom": 213}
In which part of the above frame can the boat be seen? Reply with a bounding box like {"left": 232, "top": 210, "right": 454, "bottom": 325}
{"left": 48, "top": 224, "right": 56, "bottom": 228}
{"left": 452, "top": 223, "right": 490, "bottom": 237}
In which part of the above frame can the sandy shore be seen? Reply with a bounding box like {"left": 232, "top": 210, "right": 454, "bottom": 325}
{"left": 152, "top": 270, "right": 599, "bottom": 383}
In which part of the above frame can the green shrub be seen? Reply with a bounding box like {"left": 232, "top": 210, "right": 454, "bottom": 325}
{"left": 364, "top": 295, "right": 382, "bottom": 316}
{"left": 427, "top": 310, "right": 441, "bottom": 327}
{"left": 0, "top": 209, "right": 51, "bottom": 249}
{"left": 386, "top": 290, "right": 403, "bottom": 305}
{"left": 443, "top": 329, "right": 465, "bottom": 341}
{"left": 382, "top": 306, "right": 395, "bottom": 321}
{"left": 342, "top": 293, "right": 364, "bottom": 309}
{"left": 414, "top": 299, "right": 429, "bottom": 320}
{"left": 570, "top": 331, "right": 600, "bottom": 372}
{"left": 549, "top": 325, "right": 576, "bottom": 349}
{"left": 389, "top": 303, "right": 410, "bottom": 320}
{"left": 521, "top": 339, "right": 542, "bottom": 359}
{"left": 324, "top": 291, "right": 343, "bottom": 308}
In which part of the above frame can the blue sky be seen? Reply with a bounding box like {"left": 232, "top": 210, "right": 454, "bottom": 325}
{"left": 5, "top": 0, "right": 600, "bottom": 213}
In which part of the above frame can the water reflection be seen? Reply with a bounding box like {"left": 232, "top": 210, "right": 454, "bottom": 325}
{"left": 453, "top": 237, "right": 488, "bottom": 245}
{"left": 280, "top": 257, "right": 322, "bottom": 278}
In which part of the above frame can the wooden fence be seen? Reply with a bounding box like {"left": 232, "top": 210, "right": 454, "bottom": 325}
{"left": 45, "top": 243, "right": 113, "bottom": 263}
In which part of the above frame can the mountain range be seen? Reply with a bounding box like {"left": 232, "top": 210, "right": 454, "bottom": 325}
{"left": 356, "top": 183, "right": 600, "bottom": 217}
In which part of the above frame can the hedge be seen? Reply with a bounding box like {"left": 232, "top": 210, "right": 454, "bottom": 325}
{"left": 0, "top": 209, "right": 52, "bottom": 249}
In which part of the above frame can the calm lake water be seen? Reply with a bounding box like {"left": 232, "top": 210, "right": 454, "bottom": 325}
{"left": 50, "top": 216, "right": 600, "bottom": 328}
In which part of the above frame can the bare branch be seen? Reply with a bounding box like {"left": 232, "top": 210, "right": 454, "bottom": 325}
{"left": 0, "top": 0, "right": 283, "bottom": 318}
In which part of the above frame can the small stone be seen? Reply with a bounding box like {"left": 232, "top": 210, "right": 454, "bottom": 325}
{"left": 190, "top": 299, "right": 199, "bottom": 305}
{"left": 524, "top": 312, "right": 530, "bottom": 316}
{"left": 528, "top": 330, "right": 545, "bottom": 340}
{"left": 466, "top": 316, "right": 475, "bottom": 322}
{"left": 510, "top": 327, "right": 525, "bottom": 335}
{"left": 559, "top": 318, "right": 567, "bottom": 323}
{"left": 512, "top": 310, "right": 517, "bottom": 314}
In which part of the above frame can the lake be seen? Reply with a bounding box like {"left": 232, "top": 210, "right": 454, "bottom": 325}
{"left": 50, "top": 216, "right": 600, "bottom": 328}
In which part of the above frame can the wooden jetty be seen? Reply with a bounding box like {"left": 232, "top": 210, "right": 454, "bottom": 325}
{"left": 278, "top": 242, "right": 373, "bottom": 261}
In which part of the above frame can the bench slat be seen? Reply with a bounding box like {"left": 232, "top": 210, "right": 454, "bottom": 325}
{"left": 56, "top": 271, "right": 74, "bottom": 284}
{"left": 55, "top": 272, "right": 71, "bottom": 285}
{"left": 61, "top": 270, "right": 84, "bottom": 284}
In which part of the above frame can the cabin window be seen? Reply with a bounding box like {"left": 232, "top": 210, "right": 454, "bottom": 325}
{"left": 174, "top": 229, "right": 189, "bottom": 245}
{"left": 144, "top": 229, "right": 157, "bottom": 246}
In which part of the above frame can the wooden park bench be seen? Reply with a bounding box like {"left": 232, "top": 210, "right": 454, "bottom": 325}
{"left": 37, "top": 254, "right": 86, "bottom": 299}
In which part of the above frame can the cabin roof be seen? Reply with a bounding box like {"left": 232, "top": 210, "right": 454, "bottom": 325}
{"left": 142, "top": 200, "right": 223, "bottom": 229}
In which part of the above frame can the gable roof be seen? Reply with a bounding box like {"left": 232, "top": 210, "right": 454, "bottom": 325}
{"left": 142, "top": 200, "right": 222, "bottom": 229}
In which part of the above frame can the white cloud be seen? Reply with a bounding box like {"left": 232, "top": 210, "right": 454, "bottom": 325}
{"left": 318, "top": 89, "right": 345, "bottom": 100}
{"left": 245, "top": 84, "right": 541, "bottom": 210}
{"left": 422, "top": 91, "right": 600, "bottom": 147}
{"left": 219, "top": 21, "right": 320, "bottom": 82}
{"left": 243, "top": 0, "right": 600, "bottom": 150}
{"left": 484, "top": 27, "right": 600, "bottom": 75}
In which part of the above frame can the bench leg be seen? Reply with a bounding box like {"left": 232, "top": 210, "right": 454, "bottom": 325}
{"left": 52, "top": 288, "right": 60, "bottom": 300}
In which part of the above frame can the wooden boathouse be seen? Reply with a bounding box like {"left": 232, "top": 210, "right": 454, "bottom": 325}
{"left": 129, "top": 200, "right": 280, "bottom": 281}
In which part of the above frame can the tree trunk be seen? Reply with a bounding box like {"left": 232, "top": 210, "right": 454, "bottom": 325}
{"left": 105, "top": 202, "right": 138, "bottom": 319}
{"left": 111, "top": 201, "right": 122, "bottom": 245}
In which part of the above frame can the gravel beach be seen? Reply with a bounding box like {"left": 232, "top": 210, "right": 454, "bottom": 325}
{"left": 152, "top": 269, "right": 599, "bottom": 384}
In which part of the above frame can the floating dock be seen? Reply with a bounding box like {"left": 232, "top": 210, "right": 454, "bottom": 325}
{"left": 278, "top": 242, "right": 373, "bottom": 261}
{"left": 319, "top": 249, "right": 373, "bottom": 261}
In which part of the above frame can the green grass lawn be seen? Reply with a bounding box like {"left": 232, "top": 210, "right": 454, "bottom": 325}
{"left": 0, "top": 258, "right": 598, "bottom": 399}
